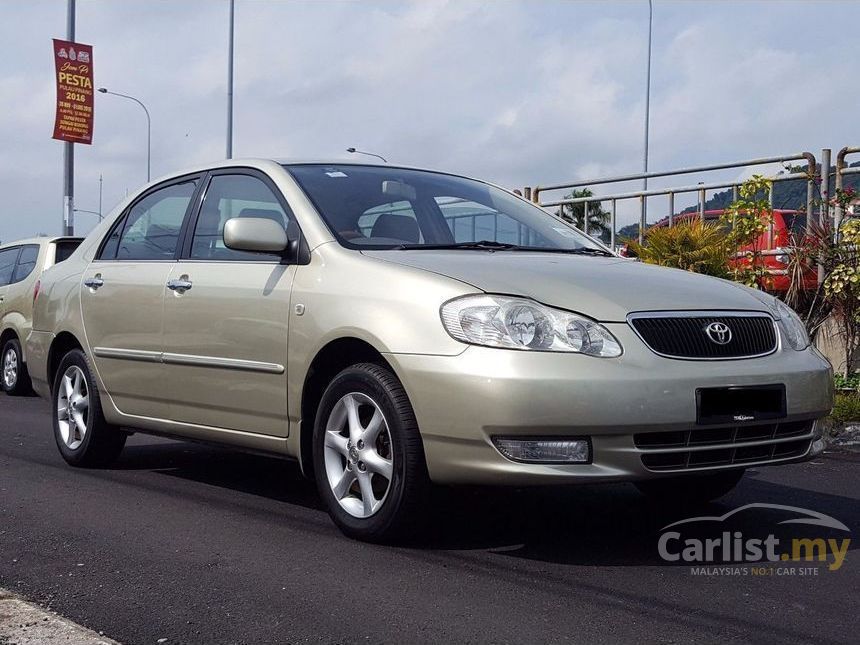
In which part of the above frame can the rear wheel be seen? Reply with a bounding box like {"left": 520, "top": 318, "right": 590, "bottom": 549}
{"left": 313, "top": 363, "right": 429, "bottom": 542}
{"left": 635, "top": 469, "right": 745, "bottom": 505}
{"left": 52, "top": 349, "right": 126, "bottom": 467}
{"left": 1, "top": 338, "right": 32, "bottom": 396}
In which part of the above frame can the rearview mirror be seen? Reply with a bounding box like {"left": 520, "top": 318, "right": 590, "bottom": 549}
{"left": 223, "top": 217, "right": 289, "bottom": 253}
{"left": 381, "top": 180, "right": 417, "bottom": 201}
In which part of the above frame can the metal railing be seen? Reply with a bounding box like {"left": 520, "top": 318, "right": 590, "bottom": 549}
{"left": 835, "top": 146, "right": 860, "bottom": 232}
{"left": 524, "top": 152, "right": 820, "bottom": 250}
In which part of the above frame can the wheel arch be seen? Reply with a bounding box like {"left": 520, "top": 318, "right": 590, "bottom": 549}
{"left": 1, "top": 315, "right": 28, "bottom": 361}
{"left": 0, "top": 326, "right": 19, "bottom": 349}
{"left": 298, "top": 336, "right": 396, "bottom": 480}
{"left": 48, "top": 331, "right": 84, "bottom": 392}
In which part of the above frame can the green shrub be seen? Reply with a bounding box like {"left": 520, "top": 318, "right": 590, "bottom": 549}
{"left": 625, "top": 219, "right": 731, "bottom": 277}
{"left": 833, "top": 373, "right": 860, "bottom": 390}
{"left": 830, "top": 392, "right": 860, "bottom": 424}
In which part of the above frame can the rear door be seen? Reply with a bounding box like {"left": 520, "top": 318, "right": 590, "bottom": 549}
{"left": 5, "top": 244, "right": 41, "bottom": 348}
{"left": 80, "top": 176, "right": 201, "bottom": 419}
{"left": 0, "top": 247, "right": 21, "bottom": 319}
{"left": 161, "top": 170, "right": 296, "bottom": 436}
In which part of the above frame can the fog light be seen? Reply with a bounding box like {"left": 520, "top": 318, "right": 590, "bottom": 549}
{"left": 492, "top": 437, "right": 590, "bottom": 463}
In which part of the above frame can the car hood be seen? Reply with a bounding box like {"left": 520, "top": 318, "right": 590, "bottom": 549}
{"left": 362, "top": 250, "right": 770, "bottom": 321}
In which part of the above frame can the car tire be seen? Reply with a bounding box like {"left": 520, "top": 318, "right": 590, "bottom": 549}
{"left": 1, "top": 338, "right": 33, "bottom": 396}
{"left": 313, "top": 362, "right": 429, "bottom": 542}
{"left": 635, "top": 469, "right": 745, "bottom": 505}
{"left": 52, "top": 349, "right": 126, "bottom": 468}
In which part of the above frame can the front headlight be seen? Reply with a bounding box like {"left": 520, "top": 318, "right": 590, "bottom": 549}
{"left": 440, "top": 294, "right": 622, "bottom": 357}
{"left": 774, "top": 299, "right": 810, "bottom": 351}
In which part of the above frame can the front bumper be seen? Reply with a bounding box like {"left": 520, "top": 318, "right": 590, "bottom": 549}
{"left": 386, "top": 324, "right": 833, "bottom": 485}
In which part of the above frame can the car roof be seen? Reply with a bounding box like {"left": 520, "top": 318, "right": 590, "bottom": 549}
{"left": 142, "top": 157, "right": 485, "bottom": 189}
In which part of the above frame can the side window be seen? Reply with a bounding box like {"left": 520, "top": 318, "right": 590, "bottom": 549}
{"left": 0, "top": 247, "right": 20, "bottom": 286}
{"left": 435, "top": 197, "right": 552, "bottom": 246}
{"left": 105, "top": 180, "right": 197, "bottom": 261}
{"left": 12, "top": 245, "right": 39, "bottom": 283}
{"left": 190, "top": 174, "right": 291, "bottom": 262}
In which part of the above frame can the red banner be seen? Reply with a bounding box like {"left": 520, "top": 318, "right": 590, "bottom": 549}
{"left": 52, "top": 38, "right": 94, "bottom": 144}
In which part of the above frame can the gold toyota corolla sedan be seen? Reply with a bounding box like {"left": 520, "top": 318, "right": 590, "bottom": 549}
{"left": 27, "top": 159, "right": 832, "bottom": 541}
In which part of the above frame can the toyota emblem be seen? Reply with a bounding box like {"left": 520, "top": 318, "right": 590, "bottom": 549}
{"left": 704, "top": 321, "right": 732, "bottom": 345}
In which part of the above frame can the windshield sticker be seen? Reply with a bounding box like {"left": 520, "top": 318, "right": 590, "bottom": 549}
{"left": 325, "top": 170, "right": 348, "bottom": 178}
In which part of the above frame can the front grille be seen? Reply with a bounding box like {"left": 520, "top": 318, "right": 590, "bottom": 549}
{"left": 634, "top": 420, "right": 815, "bottom": 472}
{"left": 629, "top": 313, "right": 777, "bottom": 359}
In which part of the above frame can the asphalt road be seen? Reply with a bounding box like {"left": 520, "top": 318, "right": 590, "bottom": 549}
{"left": 0, "top": 394, "right": 857, "bottom": 645}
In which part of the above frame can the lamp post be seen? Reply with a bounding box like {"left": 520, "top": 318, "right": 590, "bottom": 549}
{"left": 74, "top": 208, "right": 102, "bottom": 222}
{"left": 640, "top": 0, "right": 653, "bottom": 244}
{"left": 62, "top": 0, "right": 76, "bottom": 235}
{"left": 97, "top": 88, "right": 151, "bottom": 182}
{"left": 346, "top": 147, "right": 388, "bottom": 163}
{"left": 227, "top": 0, "right": 235, "bottom": 158}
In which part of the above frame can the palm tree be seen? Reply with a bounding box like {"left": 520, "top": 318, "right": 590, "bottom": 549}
{"left": 555, "top": 188, "right": 611, "bottom": 240}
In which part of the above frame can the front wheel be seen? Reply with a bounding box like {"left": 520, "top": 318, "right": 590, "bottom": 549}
{"left": 52, "top": 349, "right": 126, "bottom": 468}
{"left": 313, "top": 363, "right": 429, "bottom": 542}
{"left": 635, "top": 469, "right": 745, "bottom": 505}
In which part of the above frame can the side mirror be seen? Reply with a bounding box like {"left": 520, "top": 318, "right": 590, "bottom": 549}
{"left": 223, "top": 217, "right": 289, "bottom": 253}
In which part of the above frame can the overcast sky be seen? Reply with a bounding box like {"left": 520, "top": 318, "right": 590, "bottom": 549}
{"left": 1, "top": 0, "right": 857, "bottom": 242}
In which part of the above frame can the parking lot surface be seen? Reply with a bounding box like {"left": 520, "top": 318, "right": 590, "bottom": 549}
{"left": 0, "top": 395, "right": 857, "bottom": 644}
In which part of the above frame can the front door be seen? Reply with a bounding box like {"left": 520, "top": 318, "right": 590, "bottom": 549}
{"left": 161, "top": 171, "right": 295, "bottom": 436}
{"left": 80, "top": 177, "right": 200, "bottom": 419}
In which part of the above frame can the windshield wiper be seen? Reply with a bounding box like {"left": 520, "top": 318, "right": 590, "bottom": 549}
{"left": 562, "top": 247, "right": 615, "bottom": 257}
{"left": 395, "top": 240, "right": 520, "bottom": 251}
{"left": 391, "top": 241, "right": 615, "bottom": 256}
{"left": 508, "top": 246, "right": 615, "bottom": 257}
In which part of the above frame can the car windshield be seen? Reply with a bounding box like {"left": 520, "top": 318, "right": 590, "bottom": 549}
{"left": 286, "top": 164, "right": 607, "bottom": 253}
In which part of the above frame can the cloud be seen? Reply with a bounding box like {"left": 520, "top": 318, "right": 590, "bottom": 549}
{"left": 0, "top": 0, "right": 857, "bottom": 242}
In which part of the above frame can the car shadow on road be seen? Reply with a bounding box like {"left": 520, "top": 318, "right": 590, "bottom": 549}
{"left": 112, "top": 437, "right": 324, "bottom": 511}
{"left": 112, "top": 438, "right": 859, "bottom": 566}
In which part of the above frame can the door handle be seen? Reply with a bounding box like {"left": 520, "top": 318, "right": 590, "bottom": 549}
{"left": 84, "top": 276, "right": 104, "bottom": 290}
{"left": 167, "top": 278, "right": 193, "bottom": 293}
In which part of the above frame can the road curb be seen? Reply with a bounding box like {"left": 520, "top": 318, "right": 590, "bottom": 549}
{"left": 0, "top": 588, "right": 120, "bottom": 645}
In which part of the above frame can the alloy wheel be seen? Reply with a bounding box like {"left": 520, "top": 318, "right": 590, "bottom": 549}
{"left": 2, "top": 348, "right": 17, "bottom": 389}
{"left": 57, "top": 365, "right": 89, "bottom": 450}
{"left": 323, "top": 392, "right": 394, "bottom": 518}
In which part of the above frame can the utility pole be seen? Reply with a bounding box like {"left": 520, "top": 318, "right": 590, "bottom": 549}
{"left": 63, "top": 0, "right": 76, "bottom": 235}
{"left": 98, "top": 173, "right": 103, "bottom": 219}
{"left": 226, "top": 0, "right": 234, "bottom": 158}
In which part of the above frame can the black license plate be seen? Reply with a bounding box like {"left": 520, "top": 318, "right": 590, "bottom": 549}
{"left": 696, "top": 384, "right": 786, "bottom": 425}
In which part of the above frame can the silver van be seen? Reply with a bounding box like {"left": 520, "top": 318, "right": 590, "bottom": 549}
{"left": 1, "top": 237, "right": 82, "bottom": 395}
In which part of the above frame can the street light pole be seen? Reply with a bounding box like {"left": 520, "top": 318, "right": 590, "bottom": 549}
{"left": 640, "top": 0, "right": 653, "bottom": 245}
{"left": 346, "top": 147, "right": 387, "bottom": 163}
{"left": 74, "top": 208, "right": 102, "bottom": 222}
{"left": 97, "top": 88, "right": 151, "bottom": 182}
{"left": 226, "top": 0, "right": 235, "bottom": 159}
{"left": 63, "top": 0, "right": 75, "bottom": 235}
